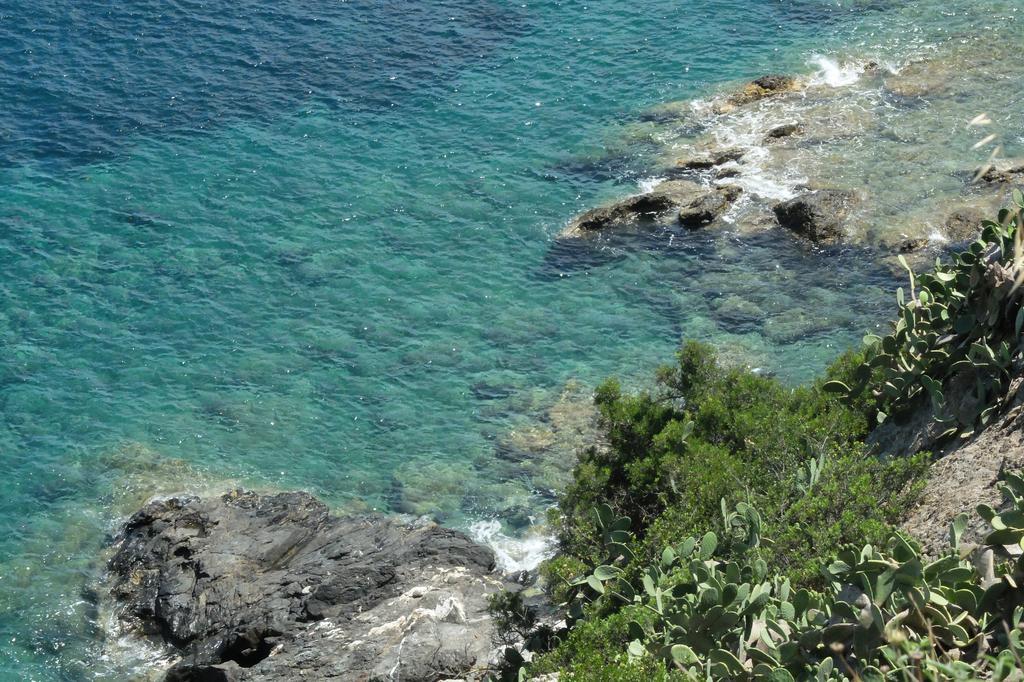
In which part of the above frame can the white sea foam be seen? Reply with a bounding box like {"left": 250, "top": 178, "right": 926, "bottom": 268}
{"left": 95, "top": 608, "right": 179, "bottom": 679}
{"left": 808, "top": 55, "right": 866, "bottom": 88}
{"left": 637, "top": 176, "right": 667, "bottom": 193}
{"left": 469, "top": 519, "right": 554, "bottom": 573}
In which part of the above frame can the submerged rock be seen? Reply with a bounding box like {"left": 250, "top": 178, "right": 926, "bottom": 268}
{"left": 107, "top": 490, "right": 509, "bottom": 681}
{"left": 897, "top": 236, "right": 932, "bottom": 254}
{"left": 677, "top": 186, "right": 743, "bottom": 229}
{"left": 772, "top": 189, "right": 858, "bottom": 244}
{"left": 561, "top": 180, "right": 708, "bottom": 236}
{"left": 944, "top": 208, "right": 987, "bottom": 243}
{"left": 765, "top": 122, "right": 802, "bottom": 141}
{"left": 884, "top": 59, "right": 951, "bottom": 100}
{"left": 711, "top": 294, "right": 764, "bottom": 328}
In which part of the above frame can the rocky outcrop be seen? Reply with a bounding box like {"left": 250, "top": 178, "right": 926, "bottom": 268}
{"left": 978, "top": 160, "right": 1024, "bottom": 185}
{"left": 561, "top": 180, "right": 709, "bottom": 236}
{"left": 944, "top": 208, "right": 986, "bottom": 243}
{"left": 677, "top": 185, "right": 743, "bottom": 229}
{"left": 107, "top": 490, "right": 510, "bottom": 681}
{"left": 772, "top": 189, "right": 858, "bottom": 244}
{"left": 670, "top": 148, "right": 745, "bottom": 172}
{"left": 714, "top": 75, "right": 802, "bottom": 114}
{"left": 899, "top": 386, "right": 1024, "bottom": 557}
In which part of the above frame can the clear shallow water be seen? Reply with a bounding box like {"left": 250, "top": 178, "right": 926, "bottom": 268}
{"left": 0, "top": 1, "right": 1016, "bottom": 677}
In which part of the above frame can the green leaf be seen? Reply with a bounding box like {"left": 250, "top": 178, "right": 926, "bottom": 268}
{"left": 986, "top": 528, "right": 1024, "bottom": 546}
{"left": 708, "top": 648, "right": 744, "bottom": 674}
{"left": 669, "top": 644, "right": 698, "bottom": 665}
{"left": 592, "top": 565, "right": 621, "bottom": 581}
{"left": 679, "top": 537, "right": 697, "bottom": 557}
{"left": 817, "top": 658, "right": 834, "bottom": 682}
{"left": 950, "top": 513, "right": 969, "bottom": 551}
{"left": 747, "top": 648, "right": 780, "bottom": 666}
{"left": 699, "top": 531, "right": 718, "bottom": 560}
{"left": 822, "top": 380, "right": 851, "bottom": 394}
{"left": 874, "top": 569, "right": 896, "bottom": 606}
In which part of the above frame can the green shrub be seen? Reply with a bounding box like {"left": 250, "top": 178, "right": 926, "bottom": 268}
{"left": 528, "top": 607, "right": 687, "bottom": 681}
{"left": 519, "top": 202, "right": 1024, "bottom": 682}
{"left": 530, "top": 478, "right": 1024, "bottom": 680}
{"left": 555, "top": 341, "right": 894, "bottom": 582}
{"left": 768, "top": 445, "right": 929, "bottom": 586}
{"left": 827, "top": 191, "right": 1024, "bottom": 439}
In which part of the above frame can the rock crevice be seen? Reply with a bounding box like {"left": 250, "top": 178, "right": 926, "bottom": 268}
{"left": 107, "top": 490, "right": 509, "bottom": 681}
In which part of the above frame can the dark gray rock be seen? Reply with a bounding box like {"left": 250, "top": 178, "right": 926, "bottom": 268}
{"left": 108, "top": 490, "right": 509, "bottom": 681}
{"left": 677, "top": 186, "right": 743, "bottom": 229}
{"left": 897, "top": 236, "right": 931, "bottom": 254}
{"left": 500, "top": 505, "right": 534, "bottom": 531}
{"left": 751, "top": 75, "right": 798, "bottom": 93}
{"left": 772, "top": 189, "right": 858, "bottom": 244}
{"left": 765, "top": 122, "right": 802, "bottom": 141}
{"left": 672, "top": 148, "right": 746, "bottom": 172}
{"left": 979, "top": 160, "right": 1024, "bottom": 185}
{"left": 561, "top": 180, "right": 708, "bottom": 235}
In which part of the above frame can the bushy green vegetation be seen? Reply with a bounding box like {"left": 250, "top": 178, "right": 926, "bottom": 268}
{"left": 826, "top": 189, "right": 1024, "bottom": 439}
{"left": 495, "top": 200, "right": 1024, "bottom": 680}
{"left": 549, "top": 339, "right": 925, "bottom": 589}
{"left": 530, "top": 476, "right": 1024, "bottom": 680}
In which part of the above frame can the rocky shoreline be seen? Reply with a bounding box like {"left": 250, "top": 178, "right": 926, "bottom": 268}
{"left": 106, "top": 490, "right": 514, "bottom": 681}
{"left": 556, "top": 67, "right": 1023, "bottom": 257}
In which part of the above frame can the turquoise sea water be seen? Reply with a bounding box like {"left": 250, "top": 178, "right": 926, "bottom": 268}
{"left": 0, "top": 1, "right": 1021, "bottom": 678}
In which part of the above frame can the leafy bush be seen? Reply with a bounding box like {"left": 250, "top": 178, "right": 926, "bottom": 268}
{"left": 527, "top": 607, "right": 687, "bottom": 681}
{"left": 826, "top": 191, "right": 1024, "bottom": 439}
{"left": 554, "top": 341, "right": 916, "bottom": 586}
{"left": 769, "top": 446, "right": 929, "bottom": 586}
{"left": 530, "top": 474, "right": 1024, "bottom": 680}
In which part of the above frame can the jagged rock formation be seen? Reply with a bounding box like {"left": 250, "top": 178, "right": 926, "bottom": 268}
{"left": 677, "top": 185, "right": 743, "bottom": 229}
{"left": 979, "top": 159, "right": 1024, "bottom": 185}
{"left": 107, "top": 490, "right": 510, "bottom": 681}
{"left": 561, "top": 181, "right": 741, "bottom": 236}
{"left": 560, "top": 180, "right": 706, "bottom": 235}
{"left": 773, "top": 189, "right": 858, "bottom": 244}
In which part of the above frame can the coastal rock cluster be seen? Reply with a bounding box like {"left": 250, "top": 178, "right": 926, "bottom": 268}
{"left": 107, "top": 490, "right": 510, "bottom": 681}
{"left": 560, "top": 179, "right": 742, "bottom": 236}
{"left": 558, "top": 68, "right": 1020, "bottom": 251}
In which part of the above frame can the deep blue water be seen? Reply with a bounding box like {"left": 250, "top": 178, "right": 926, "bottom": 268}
{"left": 1, "top": 0, "right": 1017, "bottom": 677}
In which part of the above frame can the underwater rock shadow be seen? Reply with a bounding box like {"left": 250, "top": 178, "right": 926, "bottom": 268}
{"left": 532, "top": 218, "right": 717, "bottom": 281}
{"left": 547, "top": 142, "right": 663, "bottom": 186}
